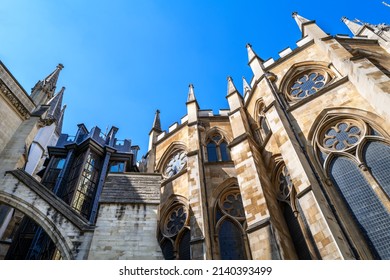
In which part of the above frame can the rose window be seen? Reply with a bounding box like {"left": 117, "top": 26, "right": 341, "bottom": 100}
{"left": 165, "top": 151, "right": 187, "bottom": 178}
{"left": 164, "top": 205, "right": 187, "bottom": 236}
{"left": 290, "top": 72, "right": 326, "bottom": 99}
{"left": 323, "top": 121, "right": 363, "bottom": 151}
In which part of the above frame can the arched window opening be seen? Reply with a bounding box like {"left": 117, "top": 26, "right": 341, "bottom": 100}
{"left": 314, "top": 116, "right": 390, "bottom": 259}
{"left": 215, "top": 189, "right": 247, "bottom": 260}
{"left": 218, "top": 219, "right": 246, "bottom": 260}
{"left": 253, "top": 101, "right": 271, "bottom": 144}
{"left": 178, "top": 229, "right": 191, "bottom": 260}
{"left": 158, "top": 202, "right": 190, "bottom": 260}
{"left": 276, "top": 165, "right": 313, "bottom": 259}
{"left": 329, "top": 156, "right": 390, "bottom": 259}
{"left": 282, "top": 64, "right": 334, "bottom": 104}
{"left": 163, "top": 150, "right": 187, "bottom": 178}
{"left": 363, "top": 141, "right": 390, "bottom": 197}
{"left": 161, "top": 239, "right": 175, "bottom": 260}
{"left": 206, "top": 133, "right": 230, "bottom": 162}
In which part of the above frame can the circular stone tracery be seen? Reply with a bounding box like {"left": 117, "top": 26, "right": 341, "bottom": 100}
{"left": 164, "top": 205, "right": 187, "bottom": 236}
{"left": 220, "top": 192, "right": 244, "bottom": 218}
{"left": 290, "top": 72, "right": 326, "bottom": 99}
{"left": 321, "top": 120, "right": 363, "bottom": 151}
{"left": 164, "top": 151, "right": 187, "bottom": 178}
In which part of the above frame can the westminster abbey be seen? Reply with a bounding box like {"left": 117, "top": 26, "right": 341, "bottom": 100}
{"left": 0, "top": 13, "right": 389, "bottom": 260}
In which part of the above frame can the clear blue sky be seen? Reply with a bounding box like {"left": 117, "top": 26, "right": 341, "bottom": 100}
{"left": 0, "top": 1, "right": 388, "bottom": 159}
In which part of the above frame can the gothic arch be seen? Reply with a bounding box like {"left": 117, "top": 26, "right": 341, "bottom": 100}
{"left": 202, "top": 127, "right": 232, "bottom": 145}
{"left": 212, "top": 179, "right": 249, "bottom": 260}
{"left": 157, "top": 195, "right": 190, "bottom": 260}
{"left": 203, "top": 127, "right": 232, "bottom": 162}
{"left": 270, "top": 156, "right": 317, "bottom": 259}
{"left": 0, "top": 171, "right": 94, "bottom": 260}
{"left": 308, "top": 108, "right": 390, "bottom": 259}
{"left": 278, "top": 61, "right": 337, "bottom": 104}
{"left": 155, "top": 141, "right": 188, "bottom": 175}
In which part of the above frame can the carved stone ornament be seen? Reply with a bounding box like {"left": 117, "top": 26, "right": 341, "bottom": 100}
{"left": 0, "top": 81, "right": 30, "bottom": 119}
{"left": 38, "top": 117, "right": 55, "bottom": 128}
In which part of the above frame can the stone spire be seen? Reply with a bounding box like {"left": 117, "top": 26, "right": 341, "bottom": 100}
{"left": 292, "top": 12, "right": 327, "bottom": 39}
{"left": 31, "top": 63, "right": 64, "bottom": 106}
{"left": 227, "top": 76, "right": 239, "bottom": 96}
{"left": 242, "top": 77, "right": 251, "bottom": 97}
{"left": 341, "top": 17, "right": 364, "bottom": 35}
{"left": 152, "top": 109, "right": 162, "bottom": 132}
{"left": 187, "top": 83, "right": 196, "bottom": 102}
{"left": 47, "top": 86, "right": 65, "bottom": 120}
{"left": 292, "top": 12, "right": 311, "bottom": 32}
{"left": 226, "top": 76, "right": 243, "bottom": 111}
{"left": 46, "top": 86, "right": 66, "bottom": 136}
{"left": 246, "top": 43, "right": 265, "bottom": 79}
{"left": 55, "top": 104, "right": 66, "bottom": 136}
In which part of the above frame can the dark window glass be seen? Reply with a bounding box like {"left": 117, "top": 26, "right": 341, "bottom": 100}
{"left": 364, "top": 141, "right": 390, "bottom": 197}
{"left": 207, "top": 142, "right": 217, "bottom": 162}
{"left": 178, "top": 229, "right": 191, "bottom": 260}
{"left": 281, "top": 202, "right": 312, "bottom": 259}
{"left": 161, "top": 240, "right": 175, "bottom": 260}
{"left": 330, "top": 156, "right": 390, "bottom": 259}
{"left": 261, "top": 117, "right": 270, "bottom": 136}
{"left": 219, "top": 219, "right": 246, "bottom": 260}
{"left": 220, "top": 142, "right": 230, "bottom": 161}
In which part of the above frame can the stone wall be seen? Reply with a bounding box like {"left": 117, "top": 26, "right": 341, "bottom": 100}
{"left": 88, "top": 173, "right": 163, "bottom": 260}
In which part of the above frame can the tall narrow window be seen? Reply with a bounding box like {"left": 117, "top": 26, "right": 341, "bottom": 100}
{"left": 253, "top": 101, "right": 271, "bottom": 144}
{"left": 275, "top": 164, "right": 313, "bottom": 259}
{"left": 215, "top": 189, "right": 247, "bottom": 260}
{"left": 315, "top": 116, "right": 390, "bottom": 259}
{"left": 41, "top": 157, "right": 66, "bottom": 191}
{"left": 206, "top": 133, "right": 230, "bottom": 162}
{"left": 71, "top": 153, "right": 101, "bottom": 219}
{"left": 329, "top": 156, "right": 390, "bottom": 259}
{"left": 158, "top": 203, "right": 190, "bottom": 260}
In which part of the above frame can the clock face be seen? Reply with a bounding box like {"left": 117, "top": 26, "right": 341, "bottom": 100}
{"left": 165, "top": 151, "right": 187, "bottom": 178}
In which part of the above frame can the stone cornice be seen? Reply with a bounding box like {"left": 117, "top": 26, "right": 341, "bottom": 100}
{"left": 0, "top": 81, "right": 30, "bottom": 119}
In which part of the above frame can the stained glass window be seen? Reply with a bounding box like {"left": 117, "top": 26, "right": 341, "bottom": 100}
{"left": 159, "top": 203, "right": 189, "bottom": 260}
{"left": 219, "top": 219, "right": 246, "bottom": 260}
{"left": 206, "top": 133, "right": 230, "bottom": 162}
{"left": 220, "top": 142, "right": 230, "bottom": 161}
{"left": 165, "top": 151, "right": 187, "bottom": 178}
{"left": 216, "top": 189, "right": 247, "bottom": 259}
{"left": 161, "top": 240, "right": 175, "bottom": 260}
{"left": 178, "top": 229, "right": 191, "bottom": 260}
{"left": 207, "top": 142, "right": 218, "bottom": 162}
{"left": 165, "top": 206, "right": 187, "bottom": 236}
{"left": 364, "top": 141, "right": 390, "bottom": 197}
{"left": 276, "top": 164, "right": 312, "bottom": 259}
{"left": 222, "top": 193, "right": 244, "bottom": 217}
{"left": 330, "top": 156, "right": 390, "bottom": 259}
{"left": 323, "top": 121, "right": 362, "bottom": 151}
{"left": 290, "top": 72, "right": 326, "bottom": 99}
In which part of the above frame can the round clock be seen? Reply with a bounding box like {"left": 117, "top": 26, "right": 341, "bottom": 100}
{"left": 165, "top": 151, "right": 187, "bottom": 178}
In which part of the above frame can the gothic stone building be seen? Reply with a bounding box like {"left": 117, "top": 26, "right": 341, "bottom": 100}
{"left": 1, "top": 13, "right": 390, "bottom": 260}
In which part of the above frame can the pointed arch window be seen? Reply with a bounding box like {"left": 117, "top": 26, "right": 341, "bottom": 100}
{"left": 275, "top": 164, "right": 314, "bottom": 259}
{"left": 253, "top": 101, "right": 271, "bottom": 144}
{"left": 206, "top": 133, "right": 230, "bottom": 162}
{"left": 315, "top": 117, "right": 390, "bottom": 259}
{"left": 158, "top": 203, "right": 190, "bottom": 260}
{"left": 215, "top": 189, "right": 248, "bottom": 260}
